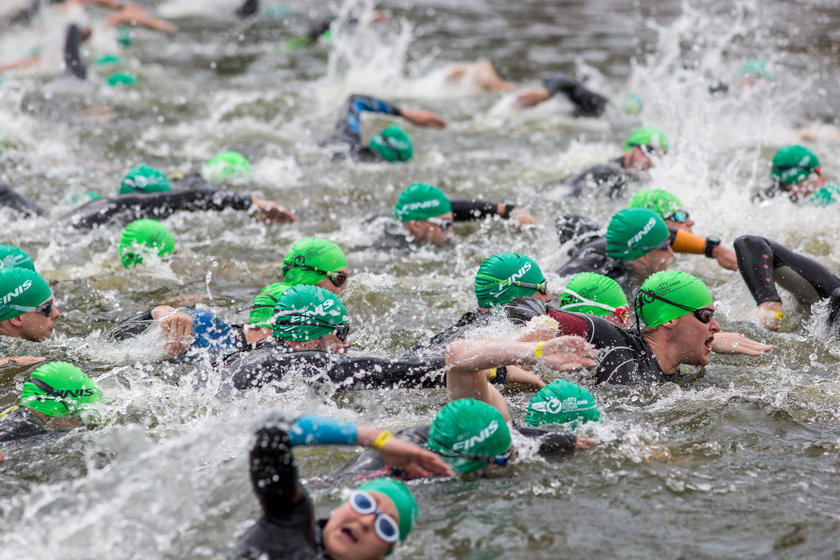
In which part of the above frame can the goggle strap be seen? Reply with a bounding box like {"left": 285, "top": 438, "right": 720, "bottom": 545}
{"left": 560, "top": 288, "right": 621, "bottom": 314}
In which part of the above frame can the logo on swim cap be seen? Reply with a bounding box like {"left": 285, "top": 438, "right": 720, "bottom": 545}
{"left": 394, "top": 184, "right": 451, "bottom": 222}
{"left": 452, "top": 420, "right": 498, "bottom": 452}
{"left": 1, "top": 280, "right": 32, "bottom": 305}
{"left": 627, "top": 217, "right": 658, "bottom": 248}
{"left": 605, "top": 208, "right": 669, "bottom": 262}
{"left": 497, "top": 261, "right": 532, "bottom": 294}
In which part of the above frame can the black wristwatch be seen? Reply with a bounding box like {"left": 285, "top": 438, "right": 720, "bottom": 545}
{"left": 704, "top": 236, "right": 721, "bottom": 258}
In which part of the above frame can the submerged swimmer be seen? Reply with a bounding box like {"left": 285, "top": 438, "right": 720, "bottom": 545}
{"left": 754, "top": 145, "right": 840, "bottom": 206}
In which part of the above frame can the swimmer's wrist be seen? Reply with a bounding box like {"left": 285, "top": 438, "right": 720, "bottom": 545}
{"left": 371, "top": 430, "right": 394, "bottom": 451}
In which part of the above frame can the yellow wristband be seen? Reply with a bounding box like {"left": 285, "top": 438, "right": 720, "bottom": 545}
{"left": 534, "top": 340, "right": 546, "bottom": 358}
{"left": 773, "top": 311, "right": 784, "bottom": 319}
{"left": 487, "top": 368, "right": 497, "bottom": 381}
{"left": 371, "top": 430, "right": 393, "bottom": 451}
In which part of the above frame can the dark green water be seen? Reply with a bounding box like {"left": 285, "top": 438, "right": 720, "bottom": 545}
{"left": 1, "top": 0, "right": 839, "bottom": 558}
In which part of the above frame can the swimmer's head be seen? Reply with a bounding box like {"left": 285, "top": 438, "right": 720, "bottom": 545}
{"left": 771, "top": 145, "right": 820, "bottom": 186}
{"left": 247, "top": 283, "right": 292, "bottom": 328}
{"left": 428, "top": 398, "right": 512, "bottom": 473}
{"left": 394, "top": 184, "right": 451, "bottom": 222}
{"left": 355, "top": 478, "right": 418, "bottom": 543}
{"left": 271, "top": 285, "right": 349, "bottom": 348}
{"left": 627, "top": 189, "right": 683, "bottom": 220}
{"left": 369, "top": 125, "right": 413, "bottom": 162}
{"left": 739, "top": 58, "right": 773, "bottom": 82}
{"left": 559, "top": 272, "right": 630, "bottom": 326}
{"left": 525, "top": 380, "right": 601, "bottom": 428}
{"left": 474, "top": 253, "right": 549, "bottom": 308}
{"left": 20, "top": 361, "right": 102, "bottom": 418}
{"left": 624, "top": 127, "right": 669, "bottom": 154}
{"left": 0, "top": 267, "right": 52, "bottom": 323}
{"left": 118, "top": 219, "right": 176, "bottom": 268}
{"left": 119, "top": 165, "right": 171, "bottom": 194}
{"left": 281, "top": 238, "right": 349, "bottom": 294}
{"left": 635, "top": 270, "right": 713, "bottom": 327}
{"left": 0, "top": 244, "right": 35, "bottom": 272}
{"left": 605, "top": 208, "right": 670, "bottom": 262}
{"left": 202, "top": 151, "right": 252, "bottom": 182}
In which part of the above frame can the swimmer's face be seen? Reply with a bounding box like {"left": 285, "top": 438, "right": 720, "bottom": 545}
{"left": 672, "top": 305, "right": 720, "bottom": 365}
{"left": 631, "top": 243, "right": 673, "bottom": 280}
{"left": 787, "top": 169, "right": 826, "bottom": 202}
{"left": 665, "top": 210, "right": 695, "bottom": 233}
{"left": 625, "top": 146, "right": 655, "bottom": 171}
{"left": 315, "top": 331, "right": 351, "bottom": 354}
{"left": 403, "top": 212, "right": 455, "bottom": 246}
{"left": 322, "top": 491, "right": 397, "bottom": 560}
{"left": 17, "top": 297, "right": 60, "bottom": 342}
{"left": 315, "top": 267, "right": 350, "bottom": 295}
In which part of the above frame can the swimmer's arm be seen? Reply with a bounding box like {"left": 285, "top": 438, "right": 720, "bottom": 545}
{"left": 324, "top": 354, "right": 446, "bottom": 389}
{"left": 103, "top": 3, "right": 178, "bottom": 34}
{"left": 151, "top": 306, "right": 194, "bottom": 357}
{"left": 449, "top": 200, "right": 538, "bottom": 228}
{"left": 64, "top": 24, "right": 88, "bottom": 80}
{"left": 670, "top": 230, "right": 738, "bottom": 270}
{"left": 0, "top": 356, "right": 46, "bottom": 367}
{"left": 541, "top": 73, "right": 608, "bottom": 117}
{"left": 249, "top": 197, "right": 297, "bottom": 225}
{"left": 545, "top": 308, "right": 591, "bottom": 338}
{"left": 0, "top": 57, "right": 41, "bottom": 73}
{"left": 711, "top": 332, "right": 772, "bottom": 355}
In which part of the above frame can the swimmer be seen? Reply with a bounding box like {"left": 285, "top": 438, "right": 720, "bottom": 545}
{"left": 0, "top": 268, "right": 60, "bottom": 344}
{"left": 0, "top": 361, "right": 102, "bottom": 443}
{"left": 560, "top": 127, "right": 669, "bottom": 199}
{"left": 321, "top": 94, "right": 445, "bottom": 163}
{"left": 514, "top": 72, "right": 609, "bottom": 117}
{"left": 234, "top": 413, "right": 451, "bottom": 560}
{"left": 558, "top": 272, "right": 632, "bottom": 328}
{"left": 281, "top": 238, "right": 349, "bottom": 295}
{"left": 754, "top": 145, "right": 840, "bottom": 206}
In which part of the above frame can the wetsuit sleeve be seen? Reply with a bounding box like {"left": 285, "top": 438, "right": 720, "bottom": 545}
{"left": 670, "top": 230, "right": 706, "bottom": 254}
{"left": 287, "top": 415, "right": 358, "bottom": 446}
{"left": 64, "top": 24, "right": 87, "bottom": 80}
{"left": 331, "top": 94, "right": 402, "bottom": 146}
{"left": 319, "top": 353, "right": 447, "bottom": 389}
{"left": 0, "top": 184, "right": 47, "bottom": 218}
{"left": 545, "top": 307, "right": 591, "bottom": 338}
{"left": 235, "top": 0, "right": 258, "bottom": 17}
{"left": 542, "top": 72, "right": 608, "bottom": 117}
{"left": 249, "top": 417, "right": 302, "bottom": 518}
{"left": 61, "top": 189, "right": 253, "bottom": 230}
{"left": 733, "top": 235, "right": 840, "bottom": 304}
{"left": 450, "top": 199, "right": 513, "bottom": 221}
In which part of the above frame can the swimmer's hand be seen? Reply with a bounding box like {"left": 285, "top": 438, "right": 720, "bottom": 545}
{"left": 250, "top": 197, "right": 298, "bottom": 225}
{"left": 711, "top": 332, "right": 773, "bottom": 355}
{"left": 399, "top": 109, "right": 447, "bottom": 129}
{"left": 712, "top": 246, "right": 738, "bottom": 271}
{"left": 502, "top": 365, "right": 546, "bottom": 389}
{"left": 516, "top": 315, "right": 559, "bottom": 343}
{"left": 357, "top": 426, "right": 454, "bottom": 478}
{"left": 574, "top": 437, "right": 596, "bottom": 450}
{"left": 514, "top": 86, "right": 551, "bottom": 108}
{"left": 757, "top": 301, "right": 784, "bottom": 331}
{"left": 0, "top": 356, "right": 46, "bottom": 366}
{"left": 538, "top": 336, "right": 597, "bottom": 371}
{"left": 152, "top": 305, "right": 194, "bottom": 357}
{"left": 509, "top": 207, "right": 539, "bottom": 230}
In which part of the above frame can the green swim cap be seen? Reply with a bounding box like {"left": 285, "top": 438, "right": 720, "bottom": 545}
{"left": 93, "top": 54, "right": 123, "bottom": 66}
{"left": 105, "top": 71, "right": 138, "bottom": 87}
{"left": 281, "top": 238, "right": 348, "bottom": 285}
{"left": 771, "top": 145, "right": 820, "bottom": 186}
{"left": 627, "top": 189, "right": 684, "bottom": 220}
{"left": 248, "top": 283, "right": 291, "bottom": 328}
{"left": 369, "top": 125, "right": 414, "bottom": 163}
{"left": 623, "top": 92, "right": 644, "bottom": 115}
{"left": 118, "top": 219, "right": 176, "bottom": 269}
{"left": 739, "top": 58, "right": 773, "bottom": 81}
{"left": 0, "top": 244, "right": 35, "bottom": 272}
{"left": 559, "top": 272, "right": 628, "bottom": 316}
{"left": 19, "top": 361, "right": 102, "bottom": 418}
{"left": 810, "top": 183, "right": 840, "bottom": 207}
{"left": 474, "top": 253, "right": 545, "bottom": 308}
{"left": 393, "top": 184, "right": 452, "bottom": 222}
{"left": 635, "top": 270, "right": 713, "bottom": 327}
{"left": 0, "top": 268, "right": 52, "bottom": 322}
{"left": 525, "top": 380, "right": 601, "bottom": 427}
{"left": 605, "top": 208, "right": 669, "bottom": 262}
{"left": 271, "top": 285, "right": 348, "bottom": 342}
{"left": 427, "top": 399, "right": 511, "bottom": 474}
{"left": 202, "top": 150, "right": 252, "bottom": 182}
{"left": 623, "top": 127, "right": 669, "bottom": 153}
{"left": 356, "top": 478, "right": 417, "bottom": 543}
{"left": 119, "top": 165, "right": 171, "bottom": 194}
{"left": 116, "top": 26, "right": 133, "bottom": 48}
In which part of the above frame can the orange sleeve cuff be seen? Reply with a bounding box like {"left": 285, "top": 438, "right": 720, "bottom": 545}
{"left": 671, "top": 230, "right": 706, "bottom": 254}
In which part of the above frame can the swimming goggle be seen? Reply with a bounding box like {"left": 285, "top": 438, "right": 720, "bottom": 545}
{"left": 559, "top": 288, "right": 630, "bottom": 321}
{"left": 273, "top": 313, "right": 350, "bottom": 341}
{"left": 6, "top": 299, "right": 57, "bottom": 318}
{"left": 635, "top": 290, "right": 715, "bottom": 324}
{"left": 666, "top": 209, "right": 690, "bottom": 223}
{"left": 24, "top": 377, "right": 72, "bottom": 412}
{"left": 282, "top": 264, "right": 348, "bottom": 287}
{"left": 428, "top": 437, "right": 514, "bottom": 466}
{"left": 475, "top": 274, "right": 548, "bottom": 296}
{"left": 426, "top": 217, "right": 454, "bottom": 231}
{"left": 347, "top": 490, "right": 400, "bottom": 544}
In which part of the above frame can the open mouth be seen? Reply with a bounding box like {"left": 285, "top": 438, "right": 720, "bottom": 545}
{"left": 704, "top": 336, "right": 714, "bottom": 353}
{"left": 341, "top": 527, "right": 359, "bottom": 544}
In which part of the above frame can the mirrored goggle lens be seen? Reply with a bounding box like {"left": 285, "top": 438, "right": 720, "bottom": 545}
{"left": 694, "top": 309, "right": 714, "bottom": 324}
{"left": 334, "top": 323, "right": 350, "bottom": 341}
{"left": 668, "top": 210, "right": 689, "bottom": 223}
{"left": 329, "top": 271, "right": 348, "bottom": 287}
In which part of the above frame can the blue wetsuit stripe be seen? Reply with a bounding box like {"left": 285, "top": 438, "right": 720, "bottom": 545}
{"left": 288, "top": 415, "right": 358, "bottom": 446}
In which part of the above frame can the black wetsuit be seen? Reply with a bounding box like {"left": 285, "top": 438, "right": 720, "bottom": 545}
{"left": 234, "top": 415, "right": 327, "bottom": 560}
{"left": 58, "top": 183, "right": 252, "bottom": 230}
{"left": 555, "top": 213, "right": 603, "bottom": 254}
{"left": 734, "top": 235, "right": 840, "bottom": 307}
{"left": 332, "top": 424, "right": 578, "bottom": 480}
{"left": 219, "top": 340, "right": 446, "bottom": 393}
{"left": 403, "top": 310, "right": 489, "bottom": 357}
{"left": 546, "top": 308, "right": 674, "bottom": 384}
{"left": 64, "top": 23, "right": 86, "bottom": 80}
{"left": 560, "top": 157, "right": 642, "bottom": 199}
{"left": 556, "top": 238, "right": 638, "bottom": 295}
{"left": 321, "top": 94, "right": 402, "bottom": 162}
{"left": 0, "top": 184, "right": 47, "bottom": 219}
{"left": 0, "top": 406, "right": 49, "bottom": 443}
{"left": 542, "top": 72, "right": 609, "bottom": 118}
